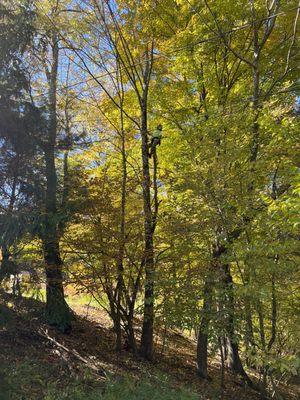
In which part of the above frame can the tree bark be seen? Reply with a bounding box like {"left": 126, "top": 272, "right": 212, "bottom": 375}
{"left": 126, "top": 317, "right": 138, "bottom": 354}
{"left": 222, "top": 263, "right": 253, "bottom": 386}
{"left": 197, "top": 277, "right": 213, "bottom": 379}
{"left": 0, "top": 246, "right": 10, "bottom": 283}
{"left": 115, "top": 78, "right": 127, "bottom": 352}
{"left": 43, "top": 32, "right": 71, "bottom": 333}
{"left": 140, "top": 98, "right": 155, "bottom": 360}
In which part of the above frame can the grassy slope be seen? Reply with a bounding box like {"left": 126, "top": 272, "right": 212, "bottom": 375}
{"left": 0, "top": 294, "right": 297, "bottom": 400}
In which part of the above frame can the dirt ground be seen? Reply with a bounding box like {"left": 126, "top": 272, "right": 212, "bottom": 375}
{"left": 0, "top": 293, "right": 298, "bottom": 400}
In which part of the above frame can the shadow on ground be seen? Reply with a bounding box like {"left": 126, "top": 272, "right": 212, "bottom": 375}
{"left": 0, "top": 293, "right": 297, "bottom": 400}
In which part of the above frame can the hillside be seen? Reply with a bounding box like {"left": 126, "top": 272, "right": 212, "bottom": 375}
{"left": 0, "top": 294, "right": 298, "bottom": 400}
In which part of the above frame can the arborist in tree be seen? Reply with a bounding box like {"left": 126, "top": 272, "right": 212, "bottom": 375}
{"left": 149, "top": 124, "right": 163, "bottom": 158}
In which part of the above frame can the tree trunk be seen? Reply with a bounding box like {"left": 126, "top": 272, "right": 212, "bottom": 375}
{"left": 43, "top": 238, "right": 70, "bottom": 330}
{"left": 126, "top": 318, "right": 137, "bottom": 354}
{"left": 245, "top": 302, "right": 256, "bottom": 367}
{"left": 197, "top": 277, "right": 213, "bottom": 379}
{"left": 114, "top": 286, "right": 122, "bottom": 352}
{"left": 0, "top": 246, "right": 10, "bottom": 282}
{"left": 140, "top": 98, "right": 155, "bottom": 361}
{"left": 43, "top": 152, "right": 71, "bottom": 332}
{"left": 219, "top": 336, "right": 225, "bottom": 389}
{"left": 197, "top": 331, "right": 209, "bottom": 378}
{"left": 116, "top": 98, "right": 127, "bottom": 352}
{"left": 43, "top": 32, "right": 71, "bottom": 333}
{"left": 222, "top": 263, "right": 253, "bottom": 386}
{"left": 244, "top": 266, "right": 256, "bottom": 366}
{"left": 111, "top": 303, "right": 122, "bottom": 352}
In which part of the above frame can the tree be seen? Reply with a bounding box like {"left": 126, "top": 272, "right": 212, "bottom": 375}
{"left": 32, "top": 0, "right": 78, "bottom": 331}
{"left": 0, "top": 0, "right": 39, "bottom": 282}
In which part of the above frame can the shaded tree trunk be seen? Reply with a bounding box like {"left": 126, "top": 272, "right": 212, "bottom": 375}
{"left": 222, "top": 263, "right": 253, "bottom": 387}
{"left": 140, "top": 97, "right": 155, "bottom": 360}
{"left": 0, "top": 174, "right": 17, "bottom": 283}
{"left": 115, "top": 76, "right": 127, "bottom": 352}
{"left": 0, "top": 246, "right": 10, "bottom": 283}
{"left": 43, "top": 31, "right": 71, "bottom": 333}
{"left": 125, "top": 317, "right": 138, "bottom": 354}
{"left": 197, "top": 277, "right": 213, "bottom": 379}
{"left": 43, "top": 149, "right": 71, "bottom": 332}
{"left": 109, "top": 298, "right": 122, "bottom": 353}
{"left": 244, "top": 267, "right": 256, "bottom": 367}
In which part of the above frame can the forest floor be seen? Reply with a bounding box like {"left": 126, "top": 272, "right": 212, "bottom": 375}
{"left": 0, "top": 292, "right": 298, "bottom": 400}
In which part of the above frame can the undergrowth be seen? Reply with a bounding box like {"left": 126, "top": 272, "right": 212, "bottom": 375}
{"left": 1, "top": 361, "right": 199, "bottom": 400}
